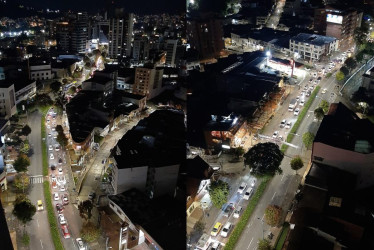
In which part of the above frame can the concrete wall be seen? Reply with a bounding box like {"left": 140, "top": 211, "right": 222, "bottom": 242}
{"left": 112, "top": 162, "right": 148, "bottom": 195}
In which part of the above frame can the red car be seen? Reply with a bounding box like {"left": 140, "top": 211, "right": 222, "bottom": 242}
{"left": 61, "top": 194, "right": 69, "bottom": 205}
{"left": 61, "top": 224, "right": 70, "bottom": 239}
{"left": 56, "top": 203, "right": 64, "bottom": 214}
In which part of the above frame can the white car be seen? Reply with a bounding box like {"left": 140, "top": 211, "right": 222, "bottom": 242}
{"left": 58, "top": 214, "right": 66, "bottom": 225}
{"left": 251, "top": 179, "right": 256, "bottom": 187}
{"left": 57, "top": 175, "right": 66, "bottom": 185}
{"left": 47, "top": 125, "right": 51, "bottom": 129}
{"left": 51, "top": 174, "right": 57, "bottom": 182}
{"left": 237, "top": 182, "right": 247, "bottom": 194}
{"left": 49, "top": 145, "right": 53, "bottom": 151}
{"left": 272, "top": 131, "right": 279, "bottom": 138}
{"left": 54, "top": 193, "right": 59, "bottom": 201}
{"left": 322, "top": 88, "right": 327, "bottom": 94}
{"left": 55, "top": 145, "right": 60, "bottom": 151}
{"left": 280, "top": 119, "right": 286, "bottom": 128}
{"left": 48, "top": 133, "right": 52, "bottom": 137}
{"left": 296, "top": 96, "right": 300, "bottom": 101}
{"left": 60, "top": 185, "right": 66, "bottom": 192}
{"left": 294, "top": 108, "right": 300, "bottom": 116}
{"left": 243, "top": 187, "right": 253, "bottom": 200}
{"left": 285, "top": 121, "right": 292, "bottom": 129}
{"left": 299, "top": 100, "right": 305, "bottom": 106}
{"left": 233, "top": 206, "right": 242, "bottom": 219}
{"left": 76, "top": 238, "right": 86, "bottom": 250}
{"left": 58, "top": 168, "right": 63, "bottom": 175}
{"left": 278, "top": 135, "right": 283, "bottom": 141}
{"left": 220, "top": 222, "right": 232, "bottom": 237}
{"left": 50, "top": 153, "right": 54, "bottom": 160}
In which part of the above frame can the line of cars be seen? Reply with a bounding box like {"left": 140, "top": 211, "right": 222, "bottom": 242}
{"left": 210, "top": 178, "right": 257, "bottom": 244}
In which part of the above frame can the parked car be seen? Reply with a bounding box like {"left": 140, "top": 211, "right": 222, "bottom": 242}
{"left": 51, "top": 174, "right": 57, "bottom": 182}
{"left": 37, "top": 200, "right": 43, "bottom": 211}
{"left": 88, "top": 191, "right": 96, "bottom": 201}
{"left": 56, "top": 203, "right": 64, "bottom": 214}
{"left": 49, "top": 145, "right": 53, "bottom": 151}
{"left": 59, "top": 185, "right": 66, "bottom": 192}
{"left": 58, "top": 214, "right": 66, "bottom": 225}
{"left": 306, "top": 90, "right": 311, "bottom": 97}
{"left": 322, "top": 88, "right": 327, "bottom": 94}
{"left": 237, "top": 182, "right": 247, "bottom": 194}
{"left": 50, "top": 153, "right": 54, "bottom": 160}
{"left": 233, "top": 206, "right": 243, "bottom": 218}
{"left": 55, "top": 145, "right": 60, "bottom": 151}
{"left": 211, "top": 222, "right": 223, "bottom": 237}
{"left": 61, "top": 224, "right": 71, "bottom": 239}
{"left": 220, "top": 222, "right": 233, "bottom": 237}
{"left": 58, "top": 158, "right": 63, "bottom": 165}
{"left": 294, "top": 108, "right": 300, "bottom": 116}
{"left": 280, "top": 119, "right": 286, "bottom": 128}
{"left": 76, "top": 238, "right": 86, "bottom": 250}
{"left": 50, "top": 165, "right": 56, "bottom": 171}
{"left": 272, "top": 131, "right": 279, "bottom": 138}
{"left": 251, "top": 179, "right": 256, "bottom": 187}
{"left": 223, "top": 203, "right": 235, "bottom": 217}
{"left": 210, "top": 242, "right": 221, "bottom": 250}
{"left": 58, "top": 168, "right": 63, "bottom": 175}
{"left": 278, "top": 135, "right": 283, "bottom": 141}
{"left": 243, "top": 187, "right": 254, "bottom": 200}
{"left": 52, "top": 181, "right": 58, "bottom": 189}
{"left": 54, "top": 193, "right": 59, "bottom": 201}
{"left": 299, "top": 100, "right": 305, "bottom": 106}
{"left": 285, "top": 121, "right": 292, "bottom": 129}
{"left": 57, "top": 176, "right": 66, "bottom": 185}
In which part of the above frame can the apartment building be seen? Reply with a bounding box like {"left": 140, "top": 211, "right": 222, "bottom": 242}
{"left": 289, "top": 33, "right": 338, "bottom": 62}
{"left": 0, "top": 82, "right": 16, "bottom": 119}
{"left": 133, "top": 64, "right": 164, "bottom": 100}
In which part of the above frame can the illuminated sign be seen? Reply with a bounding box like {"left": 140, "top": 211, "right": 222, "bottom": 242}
{"left": 327, "top": 14, "right": 343, "bottom": 24}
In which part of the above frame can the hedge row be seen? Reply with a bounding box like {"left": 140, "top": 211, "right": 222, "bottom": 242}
{"left": 224, "top": 176, "right": 271, "bottom": 250}
{"left": 43, "top": 181, "right": 64, "bottom": 250}
{"left": 281, "top": 86, "right": 320, "bottom": 153}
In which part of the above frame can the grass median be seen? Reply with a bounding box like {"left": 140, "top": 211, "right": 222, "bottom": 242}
{"left": 40, "top": 106, "right": 64, "bottom": 249}
{"left": 281, "top": 86, "right": 320, "bottom": 153}
{"left": 274, "top": 223, "right": 290, "bottom": 250}
{"left": 224, "top": 176, "right": 271, "bottom": 250}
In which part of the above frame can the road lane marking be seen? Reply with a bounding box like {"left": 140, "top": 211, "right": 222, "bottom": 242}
{"left": 247, "top": 237, "right": 253, "bottom": 249}
{"left": 280, "top": 174, "right": 285, "bottom": 181}
{"left": 272, "top": 192, "right": 277, "bottom": 200}
{"left": 40, "top": 239, "right": 43, "bottom": 249}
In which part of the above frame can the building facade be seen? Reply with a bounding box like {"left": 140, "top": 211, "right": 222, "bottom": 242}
{"left": 133, "top": 66, "right": 164, "bottom": 100}
{"left": 30, "top": 64, "right": 53, "bottom": 81}
{"left": 0, "top": 83, "right": 16, "bottom": 119}
{"left": 108, "top": 14, "right": 134, "bottom": 59}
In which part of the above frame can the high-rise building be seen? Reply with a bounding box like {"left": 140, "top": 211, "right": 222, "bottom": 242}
{"left": 165, "top": 39, "right": 178, "bottom": 67}
{"left": 56, "top": 22, "right": 71, "bottom": 52}
{"left": 132, "top": 36, "right": 150, "bottom": 63}
{"left": 133, "top": 64, "right": 164, "bottom": 100}
{"left": 324, "top": 5, "right": 363, "bottom": 49}
{"left": 108, "top": 14, "right": 134, "bottom": 59}
{"left": 71, "top": 12, "right": 88, "bottom": 53}
{"left": 187, "top": 15, "right": 224, "bottom": 60}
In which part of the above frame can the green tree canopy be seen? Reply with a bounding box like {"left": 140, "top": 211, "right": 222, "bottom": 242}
{"left": 232, "top": 146, "right": 245, "bottom": 159}
{"left": 319, "top": 100, "right": 330, "bottom": 113}
{"left": 354, "top": 25, "right": 369, "bottom": 46}
{"left": 19, "top": 140, "right": 30, "bottom": 155}
{"left": 314, "top": 107, "right": 325, "bottom": 121}
{"left": 243, "top": 142, "right": 284, "bottom": 176}
{"left": 264, "top": 205, "right": 282, "bottom": 227}
{"left": 50, "top": 81, "right": 62, "bottom": 93}
{"left": 78, "top": 200, "right": 93, "bottom": 221}
{"left": 13, "top": 173, "right": 30, "bottom": 192}
{"left": 258, "top": 239, "right": 272, "bottom": 250}
{"left": 302, "top": 132, "right": 315, "bottom": 150}
{"left": 336, "top": 71, "right": 345, "bottom": 82}
{"left": 62, "top": 78, "right": 68, "bottom": 84}
{"left": 12, "top": 194, "right": 36, "bottom": 225}
{"left": 56, "top": 132, "right": 68, "bottom": 148}
{"left": 290, "top": 156, "right": 304, "bottom": 175}
{"left": 21, "top": 125, "right": 32, "bottom": 136}
{"left": 35, "top": 93, "right": 53, "bottom": 107}
{"left": 355, "top": 51, "right": 365, "bottom": 62}
{"left": 80, "top": 222, "right": 101, "bottom": 242}
{"left": 55, "top": 125, "right": 64, "bottom": 134}
{"left": 344, "top": 57, "right": 357, "bottom": 71}
{"left": 193, "top": 220, "right": 205, "bottom": 235}
{"left": 13, "top": 154, "right": 31, "bottom": 172}
{"left": 351, "top": 87, "right": 369, "bottom": 103}
{"left": 340, "top": 66, "right": 349, "bottom": 76}
{"left": 68, "top": 86, "right": 77, "bottom": 95}
{"left": 207, "top": 180, "right": 230, "bottom": 208}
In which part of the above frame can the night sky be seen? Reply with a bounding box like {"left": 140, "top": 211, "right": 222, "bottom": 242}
{"left": 6, "top": 0, "right": 185, "bottom": 14}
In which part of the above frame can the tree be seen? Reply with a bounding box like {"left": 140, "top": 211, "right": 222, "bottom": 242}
{"left": 243, "top": 142, "right": 284, "bottom": 176}
{"left": 319, "top": 100, "right": 330, "bottom": 114}
{"left": 35, "top": 93, "right": 53, "bottom": 106}
{"left": 55, "top": 125, "right": 64, "bottom": 134}
{"left": 290, "top": 156, "right": 304, "bottom": 175}
{"left": 340, "top": 66, "right": 349, "bottom": 76}
{"left": 13, "top": 173, "right": 30, "bottom": 192}
{"left": 80, "top": 222, "right": 101, "bottom": 242}
{"left": 354, "top": 25, "right": 369, "bottom": 46}
{"left": 19, "top": 140, "right": 30, "bottom": 155}
{"left": 355, "top": 51, "right": 365, "bottom": 62}
{"left": 50, "top": 81, "right": 62, "bottom": 93}
{"left": 62, "top": 78, "right": 68, "bottom": 84}
{"left": 336, "top": 71, "right": 345, "bottom": 82}
{"left": 351, "top": 87, "right": 368, "bottom": 103}
{"left": 207, "top": 180, "right": 230, "bottom": 209}
{"left": 302, "top": 132, "right": 315, "bottom": 150}
{"left": 21, "top": 232, "right": 30, "bottom": 246}
{"left": 314, "top": 107, "right": 325, "bottom": 121}
{"left": 78, "top": 200, "right": 93, "bottom": 221}
{"left": 258, "top": 239, "right": 272, "bottom": 250}
{"left": 193, "top": 220, "right": 205, "bottom": 235}
{"left": 56, "top": 132, "right": 68, "bottom": 148}
{"left": 12, "top": 194, "right": 36, "bottom": 225}
{"left": 68, "top": 86, "right": 77, "bottom": 95}
{"left": 232, "top": 146, "right": 245, "bottom": 159}
{"left": 264, "top": 205, "right": 282, "bottom": 227}
{"left": 21, "top": 125, "right": 32, "bottom": 136}
{"left": 344, "top": 57, "right": 357, "bottom": 71}
{"left": 13, "top": 154, "right": 30, "bottom": 172}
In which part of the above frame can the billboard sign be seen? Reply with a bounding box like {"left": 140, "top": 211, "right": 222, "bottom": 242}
{"left": 327, "top": 14, "right": 343, "bottom": 24}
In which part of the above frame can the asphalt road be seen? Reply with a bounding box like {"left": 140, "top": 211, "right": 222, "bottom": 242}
{"left": 26, "top": 111, "right": 55, "bottom": 250}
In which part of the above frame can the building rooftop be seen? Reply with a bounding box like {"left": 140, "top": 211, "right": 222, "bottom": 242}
{"left": 291, "top": 33, "right": 337, "bottom": 46}
{"left": 180, "top": 155, "right": 212, "bottom": 180}
{"left": 111, "top": 109, "right": 185, "bottom": 169}
{"left": 314, "top": 102, "right": 374, "bottom": 153}
{"left": 118, "top": 91, "right": 146, "bottom": 100}
{"left": 12, "top": 78, "right": 35, "bottom": 92}
{"left": 108, "top": 188, "right": 185, "bottom": 250}
{"left": 83, "top": 75, "right": 112, "bottom": 85}
{"left": 0, "top": 80, "right": 14, "bottom": 88}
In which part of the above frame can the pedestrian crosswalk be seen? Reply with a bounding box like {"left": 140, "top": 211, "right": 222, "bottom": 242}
{"left": 29, "top": 175, "right": 44, "bottom": 184}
